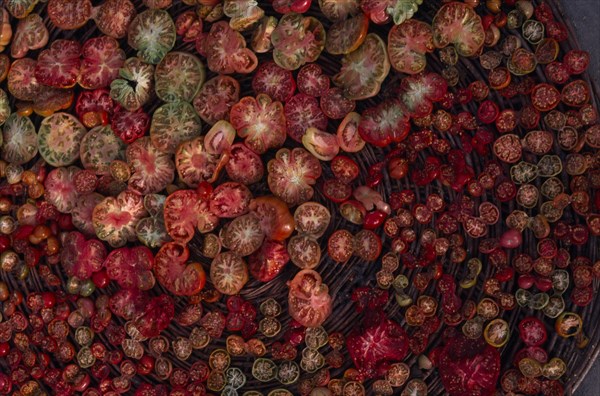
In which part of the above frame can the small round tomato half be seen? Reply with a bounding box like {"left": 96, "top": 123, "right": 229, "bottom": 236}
{"left": 531, "top": 83, "right": 561, "bottom": 112}
{"left": 327, "top": 229, "right": 354, "bottom": 263}
{"left": 518, "top": 317, "right": 547, "bottom": 347}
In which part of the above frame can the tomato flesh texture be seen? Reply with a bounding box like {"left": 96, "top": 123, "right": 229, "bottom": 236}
{"left": 359, "top": 100, "right": 410, "bottom": 147}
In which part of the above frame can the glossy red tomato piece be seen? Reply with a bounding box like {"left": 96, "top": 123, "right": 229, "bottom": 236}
{"left": 327, "top": 229, "right": 354, "bottom": 263}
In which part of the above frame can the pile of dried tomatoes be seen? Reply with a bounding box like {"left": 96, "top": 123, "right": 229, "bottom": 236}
{"left": 0, "top": 0, "right": 598, "bottom": 395}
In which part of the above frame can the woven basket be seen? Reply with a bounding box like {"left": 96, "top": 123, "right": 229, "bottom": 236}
{"left": 1, "top": 0, "right": 599, "bottom": 395}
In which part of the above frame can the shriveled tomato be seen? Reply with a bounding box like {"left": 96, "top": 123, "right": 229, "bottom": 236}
{"left": 193, "top": 75, "right": 240, "bottom": 125}
{"left": 267, "top": 147, "right": 322, "bottom": 206}
{"left": 388, "top": 19, "right": 434, "bottom": 75}
{"left": 432, "top": 2, "right": 485, "bottom": 57}
{"left": 288, "top": 269, "right": 332, "bottom": 328}
{"left": 205, "top": 21, "right": 257, "bottom": 74}
{"left": 154, "top": 242, "right": 206, "bottom": 296}
{"left": 325, "top": 13, "right": 369, "bottom": 55}
{"left": 210, "top": 251, "right": 249, "bottom": 295}
{"left": 327, "top": 229, "right": 354, "bottom": 263}
{"left": 284, "top": 93, "right": 328, "bottom": 142}
{"left": 271, "top": 13, "right": 325, "bottom": 71}
{"left": 359, "top": 99, "right": 410, "bottom": 147}
{"left": 230, "top": 94, "right": 286, "bottom": 154}
{"left": 251, "top": 61, "right": 296, "bottom": 103}
{"left": 333, "top": 33, "right": 390, "bottom": 100}
{"left": 249, "top": 240, "right": 289, "bottom": 282}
